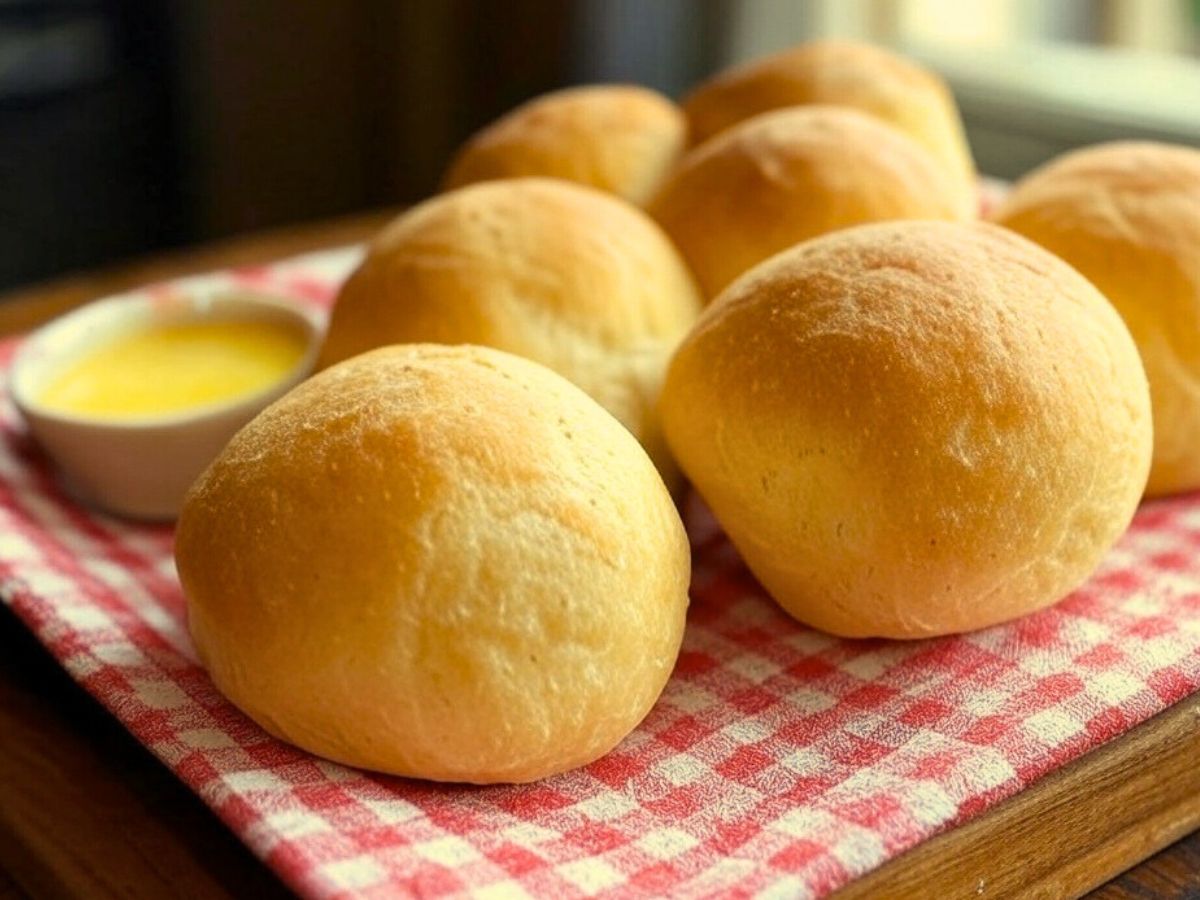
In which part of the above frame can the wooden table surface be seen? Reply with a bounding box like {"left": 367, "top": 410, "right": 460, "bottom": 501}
{"left": 0, "top": 212, "right": 1196, "bottom": 900}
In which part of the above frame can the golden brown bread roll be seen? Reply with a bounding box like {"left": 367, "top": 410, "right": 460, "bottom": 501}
{"left": 991, "top": 141, "right": 1200, "bottom": 496}
{"left": 443, "top": 84, "right": 686, "bottom": 205}
{"left": 178, "top": 344, "right": 691, "bottom": 784}
{"left": 661, "top": 221, "right": 1151, "bottom": 638}
{"left": 683, "top": 39, "right": 975, "bottom": 189}
{"left": 647, "top": 106, "right": 972, "bottom": 300}
{"left": 319, "top": 178, "right": 702, "bottom": 482}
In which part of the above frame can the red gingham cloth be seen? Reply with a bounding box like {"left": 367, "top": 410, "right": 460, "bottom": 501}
{"left": 2, "top": 244, "right": 1200, "bottom": 899}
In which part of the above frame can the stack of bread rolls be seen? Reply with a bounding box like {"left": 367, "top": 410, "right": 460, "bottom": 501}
{"left": 178, "top": 38, "right": 1194, "bottom": 785}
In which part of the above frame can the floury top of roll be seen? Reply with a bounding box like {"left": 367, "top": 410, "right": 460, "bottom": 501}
{"left": 318, "top": 178, "right": 702, "bottom": 487}
{"left": 647, "top": 105, "right": 974, "bottom": 300}
{"left": 442, "top": 84, "right": 687, "bottom": 206}
{"left": 681, "top": 39, "right": 976, "bottom": 190}
{"left": 660, "top": 221, "right": 1152, "bottom": 639}
{"left": 178, "top": 345, "right": 690, "bottom": 784}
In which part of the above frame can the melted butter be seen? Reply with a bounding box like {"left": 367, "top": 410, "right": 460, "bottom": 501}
{"left": 38, "top": 319, "right": 308, "bottom": 420}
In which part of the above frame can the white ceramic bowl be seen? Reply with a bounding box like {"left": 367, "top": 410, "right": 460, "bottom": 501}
{"left": 10, "top": 290, "right": 321, "bottom": 521}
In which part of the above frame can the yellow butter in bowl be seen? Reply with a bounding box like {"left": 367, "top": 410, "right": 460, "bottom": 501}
{"left": 11, "top": 291, "right": 320, "bottom": 520}
{"left": 38, "top": 319, "right": 309, "bottom": 421}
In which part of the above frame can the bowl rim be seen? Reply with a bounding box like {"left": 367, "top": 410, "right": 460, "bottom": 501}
{"left": 10, "top": 289, "right": 322, "bottom": 431}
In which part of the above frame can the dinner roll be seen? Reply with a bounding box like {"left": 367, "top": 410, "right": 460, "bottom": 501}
{"left": 319, "top": 178, "right": 702, "bottom": 483}
{"left": 178, "top": 344, "right": 691, "bottom": 784}
{"left": 683, "top": 39, "right": 975, "bottom": 189}
{"left": 661, "top": 221, "right": 1151, "bottom": 638}
{"left": 443, "top": 84, "right": 686, "bottom": 205}
{"left": 992, "top": 141, "right": 1200, "bottom": 496}
{"left": 648, "top": 106, "right": 971, "bottom": 299}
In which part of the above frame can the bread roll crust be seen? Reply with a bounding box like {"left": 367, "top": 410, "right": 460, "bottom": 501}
{"left": 661, "top": 221, "right": 1151, "bottom": 638}
{"left": 992, "top": 141, "right": 1200, "bottom": 496}
{"left": 682, "top": 39, "right": 975, "bottom": 187}
{"left": 319, "top": 178, "right": 702, "bottom": 481}
{"left": 178, "top": 344, "right": 690, "bottom": 783}
{"left": 443, "top": 84, "right": 686, "bottom": 205}
{"left": 648, "top": 106, "right": 972, "bottom": 300}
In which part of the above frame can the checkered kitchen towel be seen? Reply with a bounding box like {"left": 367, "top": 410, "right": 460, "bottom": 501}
{"left": 2, "top": 243, "right": 1199, "bottom": 899}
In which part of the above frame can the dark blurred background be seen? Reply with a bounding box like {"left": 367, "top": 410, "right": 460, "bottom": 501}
{"left": 1, "top": 0, "right": 1198, "bottom": 292}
